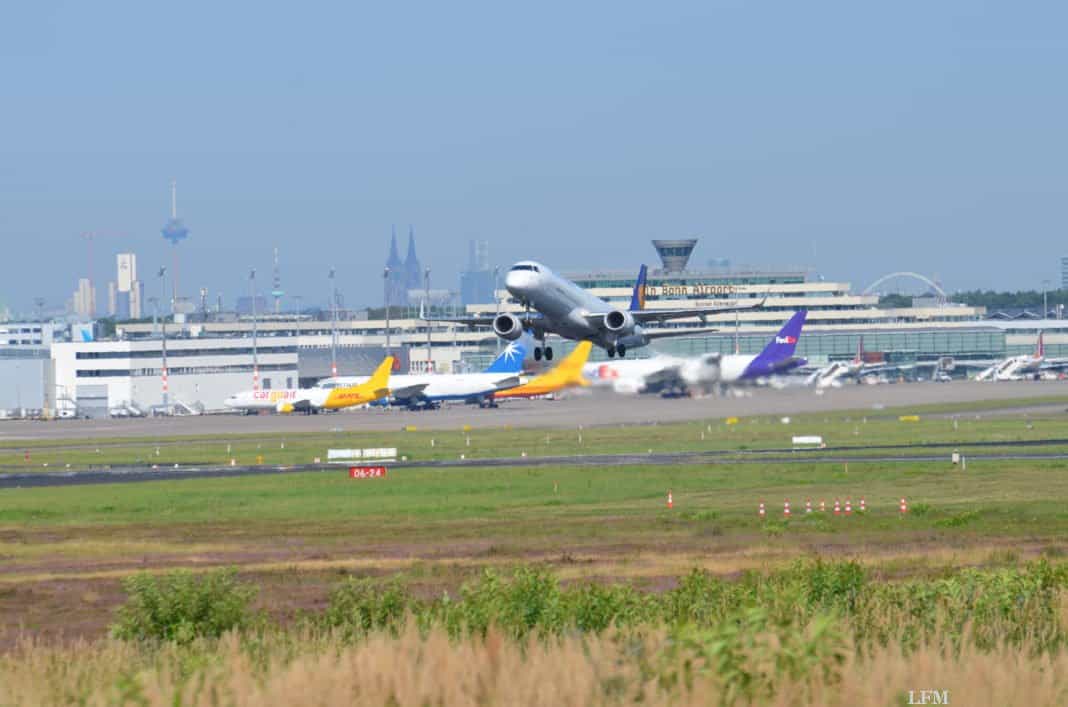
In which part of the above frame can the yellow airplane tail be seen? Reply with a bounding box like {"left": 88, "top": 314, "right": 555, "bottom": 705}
{"left": 367, "top": 356, "right": 394, "bottom": 393}
{"left": 556, "top": 341, "right": 593, "bottom": 387}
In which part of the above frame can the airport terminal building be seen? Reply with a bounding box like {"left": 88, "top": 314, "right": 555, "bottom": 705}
{"left": 8, "top": 239, "right": 1067, "bottom": 418}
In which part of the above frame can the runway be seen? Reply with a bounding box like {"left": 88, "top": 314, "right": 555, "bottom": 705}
{"left": 1, "top": 380, "right": 1066, "bottom": 443}
{"left": 5, "top": 436, "right": 1068, "bottom": 489}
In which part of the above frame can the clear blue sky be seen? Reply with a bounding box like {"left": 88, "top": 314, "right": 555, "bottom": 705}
{"left": 2, "top": 1, "right": 1067, "bottom": 313}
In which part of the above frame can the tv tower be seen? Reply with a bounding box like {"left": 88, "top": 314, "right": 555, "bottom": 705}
{"left": 271, "top": 247, "right": 284, "bottom": 314}
{"left": 160, "top": 180, "right": 190, "bottom": 312}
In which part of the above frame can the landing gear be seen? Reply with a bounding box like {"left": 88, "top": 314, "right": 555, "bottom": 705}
{"left": 544, "top": 347, "right": 553, "bottom": 361}
{"left": 617, "top": 344, "right": 626, "bottom": 358}
{"left": 534, "top": 347, "right": 543, "bottom": 361}
{"left": 606, "top": 344, "right": 617, "bottom": 358}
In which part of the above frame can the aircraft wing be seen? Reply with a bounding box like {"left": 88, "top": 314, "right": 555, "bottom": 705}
{"left": 422, "top": 312, "right": 550, "bottom": 336}
{"left": 629, "top": 299, "right": 765, "bottom": 325}
{"left": 491, "top": 375, "right": 522, "bottom": 390}
{"left": 643, "top": 326, "right": 721, "bottom": 341}
{"left": 389, "top": 383, "right": 430, "bottom": 401}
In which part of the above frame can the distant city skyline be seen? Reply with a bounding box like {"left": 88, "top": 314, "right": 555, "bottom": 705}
{"left": 4, "top": 2, "right": 1068, "bottom": 315}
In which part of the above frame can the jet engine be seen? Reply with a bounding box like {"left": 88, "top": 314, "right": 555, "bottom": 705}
{"left": 493, "top": 313, "right": 524, "bottom": 341}
{"left": 276, "top": 401, "right": 295, "bottom": 414}
{"left": 604, "top": 309, "right": 635, "bottom": 334}
{"left": 680, "top": 353, "right": 722, "bottom": 388}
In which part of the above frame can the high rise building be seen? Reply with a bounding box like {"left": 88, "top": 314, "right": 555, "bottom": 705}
{"left": 72, "top": 278, "right": 96, "bottom": 318}
{"left": 1061, "top": 256, "right": 1068, "bottom": 290}
{"left": 110, "top": 253, "right": 142, "bottom": 319}
{"left": 460, "top": 240, "right": 495, "bottom": 305}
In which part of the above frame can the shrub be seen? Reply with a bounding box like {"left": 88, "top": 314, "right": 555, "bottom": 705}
{"left": 321, "top": 577, "right": 410, "bottom": 640}
{"left": 110, "top": 568, "right": 257, "bottom": 644}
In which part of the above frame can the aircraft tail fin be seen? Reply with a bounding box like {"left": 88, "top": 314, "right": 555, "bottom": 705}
{"left": 629, "top": 264, "right": 648, "bottom": 311}
{"left": 855, "top": 335, "right": 864, "bottom": 364}
{"left": 367, "top": 356, "right": 394, "bottom": 391}
{"left": 1038, "top": 331, "right": 1045, "bottom": 358}
{"left": 753, "top": 311, "right": 807, "bottom": 365}
{"left": 556, "top": 341, "right": 593, "bottom": 387}
{"left": 483, "top": 337, "right": 529, "bottom": 373}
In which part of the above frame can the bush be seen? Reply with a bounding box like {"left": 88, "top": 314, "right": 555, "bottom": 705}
{"left": 321, "top": 578, "right": 410, "bottom": 640}
{"left": 110, "top": 568, "right": 257, "bottom": 644}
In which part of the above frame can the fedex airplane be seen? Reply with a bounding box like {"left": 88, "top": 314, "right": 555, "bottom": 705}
{"left": 320, "top": 339, "right": 529, "bottom": 409}
{"left": 430, "top": 262, "right": 763, "bottom": 361}
{"left": 586, "top": 311, "right": 808, "bottom": 393}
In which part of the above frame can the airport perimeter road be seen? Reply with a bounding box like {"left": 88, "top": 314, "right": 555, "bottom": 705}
{"left": 1, "top": 380, "right": 1066, "bottom": 442}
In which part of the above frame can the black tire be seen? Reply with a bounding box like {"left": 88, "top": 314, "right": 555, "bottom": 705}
{"left": 545, "top": 347, "right": 554, "bottom": 361}
{"left": 618, "top": 344, "right": 626, "bottom": 357}
{"left": 534, "top": 347, "right": 543, "bottom": 361}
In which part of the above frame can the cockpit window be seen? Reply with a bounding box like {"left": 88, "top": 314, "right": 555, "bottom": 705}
{"left": 510, "top": 264, "right": 539, "bottom": 273}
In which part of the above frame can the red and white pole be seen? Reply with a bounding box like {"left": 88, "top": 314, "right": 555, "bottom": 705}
{"left": 900, "top": 497, "right": 908, "bottom": 514}
{"left": 759, "top": 501, "right": 766, "bottom": 519}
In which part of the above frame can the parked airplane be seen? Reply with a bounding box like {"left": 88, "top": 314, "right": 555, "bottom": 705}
{"left": 494, "top": 341, "right": 593, "bottom": 399}
{"left": 584, "top": 311, "right": 808, "bottom": 394}
{"left": 224, "top": 356, "right": 394, "bottom": 413}
{"left": 320, "top": 339, "right": 529, "bottom": 409}
{"left": 972, "top": 332, "right": 1068, "bottom": 381}
{"left": 804, "top": 336, "right": 898, "bottom": 388}
{"left": 428, "top": 262, "right": 763, "bottom": 360}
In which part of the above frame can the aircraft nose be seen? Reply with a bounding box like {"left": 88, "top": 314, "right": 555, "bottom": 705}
{"left": 505, "top": 270, "right": 532, "bottom": 296}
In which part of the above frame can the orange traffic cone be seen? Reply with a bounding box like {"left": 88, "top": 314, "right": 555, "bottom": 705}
{"left": 783, "top": 499, "right": 791, "bottom": 517}
{"left": 667, "top": 490, "right": 674, "bottom": 509}
{"left": 805, "top": 499, "right": 812, "bottom": 514}
{"left": 759, "top": 501, "right": 766, "bottom": 518}
{"left": 859, "top": 498, "right": 867, "bottom": 513}
{"left": 900, "top": 497, "right": 908, "bottom": 514}
{"left": 819, "top": 500, "right": 826, "bottom": 513}
{"left": 845, "top": 499, "right": 853, "bottom": 515}
{"left": 834, "top": 499, "right": 841, "bottom": 515}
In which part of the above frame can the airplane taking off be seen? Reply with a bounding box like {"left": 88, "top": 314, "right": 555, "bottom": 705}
{"left": 585, "top": 311, "right": 808, "bottom": 393}
{"left": 494, "top": 341, "right": 593, "bottom": 399}
{"left": 224, "top": 357, "right": 394, "bottom": 413}
{"left": 429, "top": 262, "right": 763, "bottom": 361}
{"left": 320, "top": 339, "right": 529, "bottom": 409}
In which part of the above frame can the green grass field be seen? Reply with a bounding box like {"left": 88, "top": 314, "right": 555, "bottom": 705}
{"left": 4, "top": 395, "right": 1068, "bottom": 647}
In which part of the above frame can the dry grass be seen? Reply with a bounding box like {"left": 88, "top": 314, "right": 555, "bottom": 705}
{"left": 2, "top": 626, "right": 1067, "bottom": 706}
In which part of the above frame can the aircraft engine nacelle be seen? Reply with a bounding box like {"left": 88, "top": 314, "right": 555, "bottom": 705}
{"left": 681, "top": 353, "right": 721, "bottom": 387}
{"left": 604, "top": 309, "right": 635, "bottom": 334}
{"left": 276, "top": 401, "right": 295, "bottom": 414}
{"left": 493, "top": 313, "right": 524, "bottom": 341}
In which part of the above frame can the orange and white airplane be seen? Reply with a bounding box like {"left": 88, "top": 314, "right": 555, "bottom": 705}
{"left": 494, "top": 342, "right": 592, "bottom": 399}
{"left": 224, "top": 356, "right": 395, "bottom": 413}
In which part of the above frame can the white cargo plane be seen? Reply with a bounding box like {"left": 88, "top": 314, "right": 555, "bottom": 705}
{"left": 320, "top": 339, "right": 529, "bottom": 409}
{"left": 429, "top": 263, "right": 763, "bottom": 361}
{"left": 585, "top": 311, "right": 808, "bottom": 393}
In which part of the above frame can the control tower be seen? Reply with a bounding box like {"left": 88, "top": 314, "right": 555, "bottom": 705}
{"left": 160, "top": 180, "right": 190, "bottom": 310}
{"left": 651, "top": 239, "right": 697, "bottom": 272}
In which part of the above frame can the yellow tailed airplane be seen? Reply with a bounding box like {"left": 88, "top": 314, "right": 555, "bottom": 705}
{"left": 493, "top": 342, "right": 591, "bottom": 399}
{"left": 226, "top": 356, "right": 395, "bottom": 413}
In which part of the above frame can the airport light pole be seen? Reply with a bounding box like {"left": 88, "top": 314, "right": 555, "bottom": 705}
{"left": 494, "top": 265, "right": 501, "bottom": 354}
{"left": 424, "top": 266, "right": 432, "bottom": 371}
{"left": 1043, "top": 279, "right": 1051, "bottom": 320}
{"left": 250, "top": 268, "right": 259, "bottom": 391}
{"left": 329, "top": 267, "right": 338, "bottom": 378}
{"left": 157, "top": 267, "right": 168, "bottom": 407}
{"left": 383, "top": 266, "right": 392, "bottom": 357}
